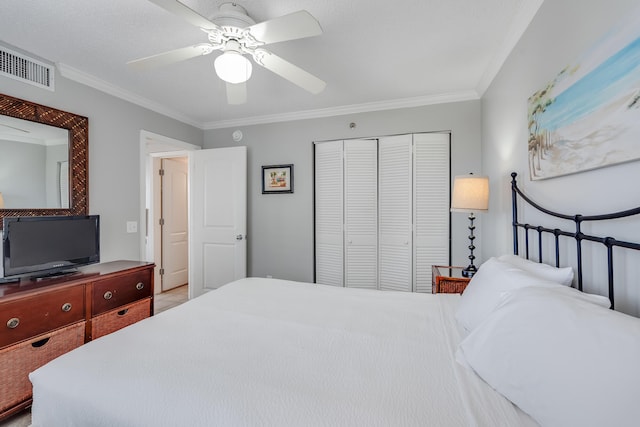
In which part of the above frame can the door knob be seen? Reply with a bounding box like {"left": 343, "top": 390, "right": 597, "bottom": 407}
{"left": 236, "top": 234, "right": 243, "bottom": 241}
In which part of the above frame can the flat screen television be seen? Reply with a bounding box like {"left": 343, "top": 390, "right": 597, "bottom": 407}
{"left": 2, "top": 215, "right": 100, "bottom": 280}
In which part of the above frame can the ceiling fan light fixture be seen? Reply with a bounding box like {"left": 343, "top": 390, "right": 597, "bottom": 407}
{"left": 214, "top": 51, "right": 252, "bottom": 84}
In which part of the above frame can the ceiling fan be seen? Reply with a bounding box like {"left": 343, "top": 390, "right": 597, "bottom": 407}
{"left": 128, "top": 0, "right": 326, "bottom": 104}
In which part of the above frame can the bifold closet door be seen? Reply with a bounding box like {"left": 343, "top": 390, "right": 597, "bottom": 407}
{"left": 315, "top": 134, "right": 450, "bottom": 292}
{"left": 414, "top": 133, "right": 450, "bottom": 293}
{"left": 344, "top": 139, "right": 377, "bottom": 289}
{"left": 378, "top": 135, "right": 413, "bottom": 292}
{"left": 315, "top": 140, "right": 344, "bottom": 286}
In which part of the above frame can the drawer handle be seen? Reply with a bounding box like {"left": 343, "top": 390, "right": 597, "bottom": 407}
{"left": 7, "top": 317, "right": 19, "bottom": 329}
{"left": 61, "top": 303, "right": 72, "bottom": 312}
{"left": 136, "top": 282, "right": 145, "bottom": 290}
{"left": 104, "top": 291, "right": 113, "bottom": 300}
{"left": 32, "top": 337, "right": 51, "bottom": 348}
{"left": 117, "top": 308, "right": 129, "bottom": 316}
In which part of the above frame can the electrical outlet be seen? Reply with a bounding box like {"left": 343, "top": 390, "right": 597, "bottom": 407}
{"left": 126, "top": 221, "right": 138, "bottom": 233}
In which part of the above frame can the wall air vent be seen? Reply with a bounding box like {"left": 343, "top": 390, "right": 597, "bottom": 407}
{"left": 0, "top": 46, "right": 55, "bottom": 91}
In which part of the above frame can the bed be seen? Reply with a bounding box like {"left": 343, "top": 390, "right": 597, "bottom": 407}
{"left": 28, "top": 173, "right": 640, "bottom": 426}
{"left": 30, "top": 278, "right": 535, "bottom": 426}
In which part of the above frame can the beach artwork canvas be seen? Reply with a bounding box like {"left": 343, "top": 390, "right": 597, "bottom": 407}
{"left": 527, "top": 12, "right": 640, "bottom": 180}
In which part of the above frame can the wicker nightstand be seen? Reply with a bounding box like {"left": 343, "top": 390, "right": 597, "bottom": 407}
{"left": 432, "top": 265, "right": 471, "bottom": 294}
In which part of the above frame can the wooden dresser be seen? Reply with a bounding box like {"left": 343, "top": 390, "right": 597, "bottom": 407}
{"left": 0, "top": 260, "right": 154, "bottom": 420}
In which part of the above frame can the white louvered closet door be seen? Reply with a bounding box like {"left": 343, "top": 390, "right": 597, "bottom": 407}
{"left": 378, "top": 135, "right": 413, "bottom": 292}
{"left": 344, "top": 139, "right": 378, "bottom": 289}
{"left": 414, "top": 133, "right": 450, "bottom": 293}
{"left": 315, "top": 140, "right": 344, "bottom": 286}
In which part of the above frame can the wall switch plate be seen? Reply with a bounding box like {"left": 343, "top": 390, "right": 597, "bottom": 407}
{"left": 126, "top": 221, "right": 138, "bottom": 233}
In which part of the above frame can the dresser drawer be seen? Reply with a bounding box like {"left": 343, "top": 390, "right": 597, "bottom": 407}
{"left": 89, "top": 298, "right": 151, "bottom": 340}
{"left": 91, "top": 269, "right": 152, "bottom": 316}
{"left": 0, "top": 321, "right": 85, "bottom": 414}
{"left": 0, "top": 286, "right": 85, "bottom": 349}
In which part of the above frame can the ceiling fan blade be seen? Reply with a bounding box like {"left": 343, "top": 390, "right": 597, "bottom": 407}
{"left": 253, "top": 49, "right": 326, "bottom": 94}
{"left": 147, "top": 0, "right": 220, "bottom": 30}
{"left": 247, "top": 10, "right": 322, "bottom": 45}
{"left": 226, "top": 82, "right": 247, "bottom": 105}
{"left": 127, "top": 44, "right": 216, "bottom": 70}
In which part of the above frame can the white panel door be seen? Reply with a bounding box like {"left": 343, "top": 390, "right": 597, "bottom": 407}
{"left": 378, "top": 135, "right": 413, "bottom": 292}
{"left": 189, "top": 146, "right": 247, "bottom": 298}
{"left": 344, "top": 139, "right": 378, "bottom": 289}
{"left": 414, "top": 133, "right": 450, "bottom": 293}
{"left": 315, "top": 140, "right": 344, "bottom": 286}
{"left": 161, "top": 157, "right": 188, "bottom": 291}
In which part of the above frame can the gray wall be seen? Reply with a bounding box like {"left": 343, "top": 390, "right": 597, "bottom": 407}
{"left": 0, "top": 139, "right": 46, "bottom": 207}
{"left": 204, "top": 100, "right": 482, "bottom": 282}
{"left": 482, "top": 0, "right": 640, "bottom": 314}
{"left": 1, "top": 69, "right": 203, "bottom": 262}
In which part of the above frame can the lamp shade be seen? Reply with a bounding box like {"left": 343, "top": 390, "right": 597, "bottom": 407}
{"left": 214, "top": 51, "right": 252, "bottom": 84}
{"left": 451, "top": 175, "right": 489, "bottom": 212}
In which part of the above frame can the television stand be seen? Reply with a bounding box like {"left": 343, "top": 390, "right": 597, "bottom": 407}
{"left": 0, "top": 260, "right": 155, "bottom": 421}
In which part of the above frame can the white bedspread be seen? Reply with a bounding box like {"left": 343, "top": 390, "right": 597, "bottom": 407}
{"left": 30, "top": 278, "right": 536, "bottom": 426}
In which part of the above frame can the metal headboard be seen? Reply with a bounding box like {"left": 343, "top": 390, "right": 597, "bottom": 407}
{"left": 511, "top": 172, "right": 640, "bottom": 309}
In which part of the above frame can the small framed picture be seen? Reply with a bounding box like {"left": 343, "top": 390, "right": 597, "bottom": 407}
{"left": 262, "top": 164, "right": 294, "bottom": 194}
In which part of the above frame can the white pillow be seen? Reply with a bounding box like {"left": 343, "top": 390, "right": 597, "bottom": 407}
{"left": 498, "top": 254, "right": 574, "bottom": 286}
{"left": 455, "top": 257, "right": 609, "bottom": 333}
{"left": 459, "top": 285, "right": 640, "bottom": 427}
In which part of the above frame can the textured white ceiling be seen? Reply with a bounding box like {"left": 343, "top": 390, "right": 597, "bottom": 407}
{"left": 0, "top": 0, "right": 542, "bottom": 128}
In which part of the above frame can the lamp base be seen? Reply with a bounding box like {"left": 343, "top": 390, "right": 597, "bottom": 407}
{"left": 462, "top": 265, "right": 478, "bottom": 278}
{"left": 462, "top": 212, "right": 478, "bottom": 278}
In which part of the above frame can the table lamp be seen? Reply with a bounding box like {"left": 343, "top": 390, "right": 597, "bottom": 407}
{"left": 451, "top": 174, "right": 489, "bottom": 277}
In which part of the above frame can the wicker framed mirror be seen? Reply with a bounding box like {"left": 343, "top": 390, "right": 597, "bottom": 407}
{"left": 0, "top": 93, "right": 88, "bottom": 229}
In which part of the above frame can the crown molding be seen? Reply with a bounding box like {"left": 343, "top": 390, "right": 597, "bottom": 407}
{"left": 202, "top": 90, "right": 480, "bottom": 130}
{"left": 476, "top": 0, "right": 544, "bottom": 96}
{"left": 56, "top": 63, "right": 202, "bottom": 128}
{"left": 57, "top": 63, "right": 480, "bottom": 131}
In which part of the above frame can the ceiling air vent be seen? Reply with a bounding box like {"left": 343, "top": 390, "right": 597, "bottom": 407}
{"left": 0, "top": 46, "right": 55, "bottom": 91}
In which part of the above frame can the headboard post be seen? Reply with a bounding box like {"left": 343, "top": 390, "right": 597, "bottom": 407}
{"left": 575, "top": 215, "right": 584, "bottom": 292}
{"left": 605, "top": 238, "right": 616, "bottom": 310}
{"left": 511, "top": 172, "right": 519, "bottom": 255}
{"left": 553, "top": 229, "right": 561, "bottom": 267}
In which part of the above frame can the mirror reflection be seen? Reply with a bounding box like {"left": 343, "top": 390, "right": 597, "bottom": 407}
{"left": 0, "top": 115, "right": 69, "bottom": 209}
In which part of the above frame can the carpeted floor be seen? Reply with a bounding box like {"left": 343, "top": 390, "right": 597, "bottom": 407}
{"left": 0, "top": 409, "right": 30, "bottom": 427}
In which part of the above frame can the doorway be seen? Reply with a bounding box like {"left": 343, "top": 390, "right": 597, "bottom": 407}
{"left": 139, "top": 130, "right": 199, "bottom": 296}
{"left": 159, "top": 157, "right": 188, "bottom": 291}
